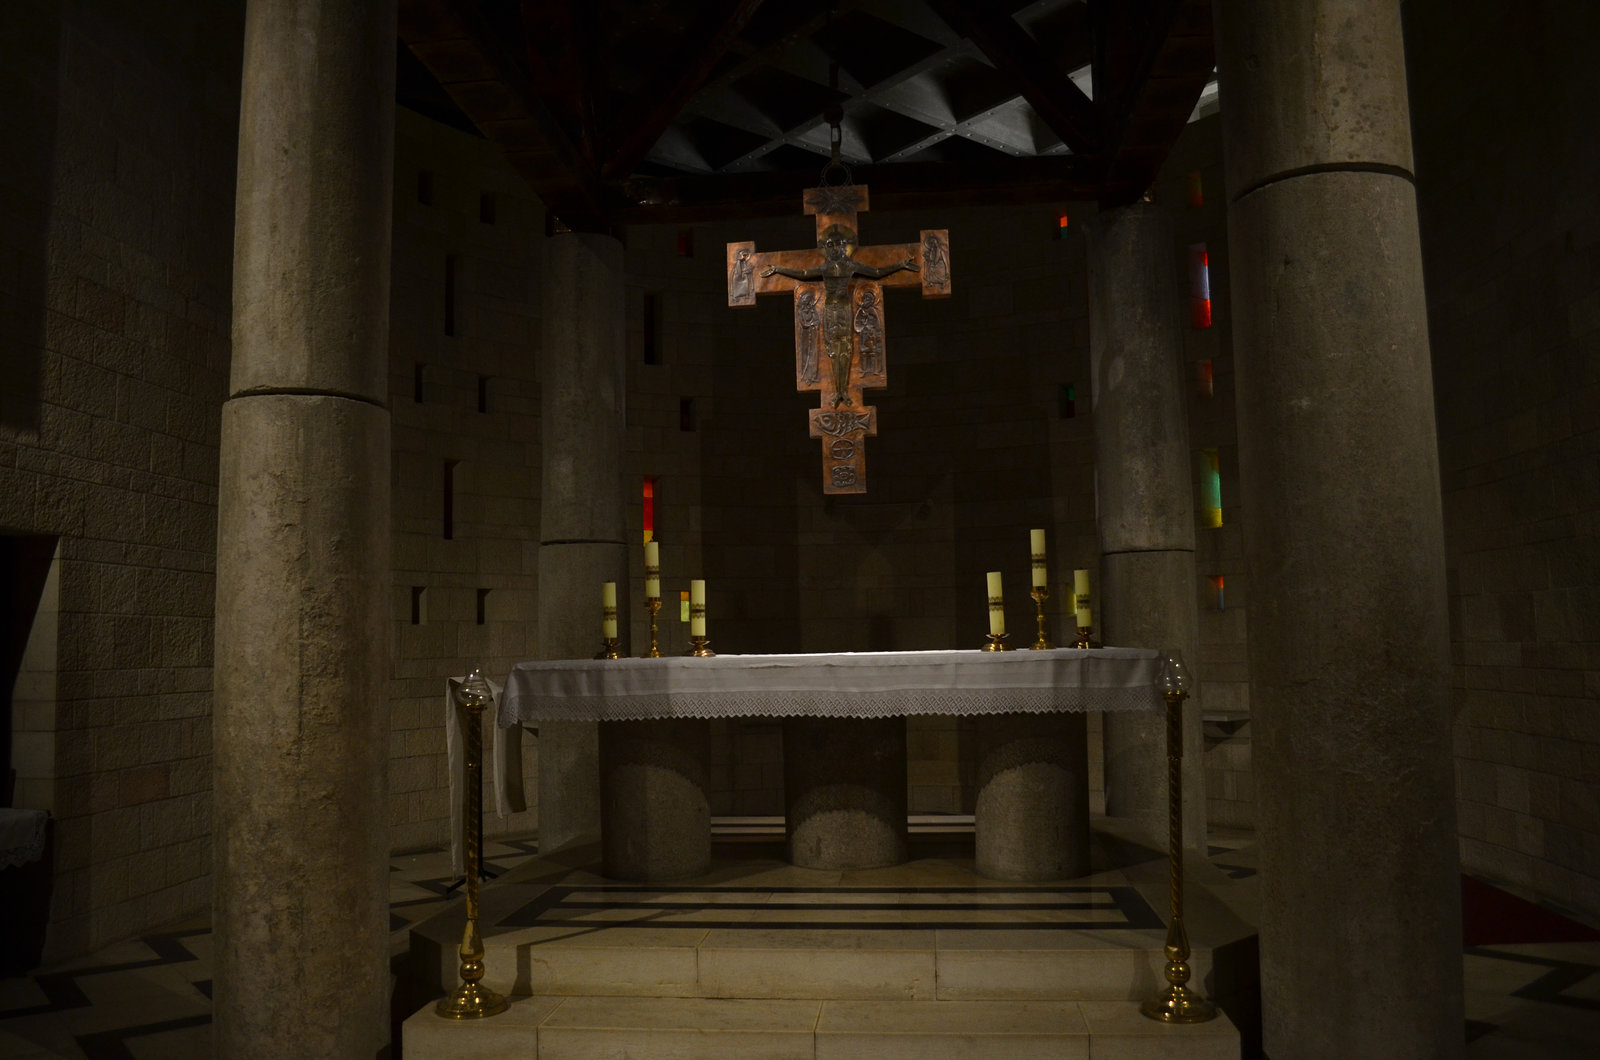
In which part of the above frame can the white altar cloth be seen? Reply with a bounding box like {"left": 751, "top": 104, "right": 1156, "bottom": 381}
{"left": 501, "top": 647, "right": 1164, "bottom": 724}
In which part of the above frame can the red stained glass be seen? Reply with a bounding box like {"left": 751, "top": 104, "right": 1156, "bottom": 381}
{"left": 1188, "top": 244, "right": 1212, "bottom": 330}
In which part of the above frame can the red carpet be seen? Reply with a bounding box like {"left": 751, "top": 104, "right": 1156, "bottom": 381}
{"left": 1461, "top": 875, "right": 1600, "bottom": 947}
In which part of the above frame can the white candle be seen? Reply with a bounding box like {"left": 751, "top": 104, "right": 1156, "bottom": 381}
{"left": 986, "top": 571, "right": 1005, "bottom": 637}
{"left": 602, "top": 581, "right": 618, "bottom": 639}
{"left": 1030, "top": 528, "right": 1047, "bottom": 588}
{"left": 1073, "top": 568, "right": 1092, "bottom": 628}
{"left": 644, "top": 541, "right": 660, "bottom": 598}
{"left": 690, "top": 579, "right": 706, "bottom": 637}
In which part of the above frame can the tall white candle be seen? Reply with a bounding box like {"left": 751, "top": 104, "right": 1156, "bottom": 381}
{"left": 1030, "top": 528, "right": 1047, "bottom": 588}
{"left": 986, "top": 571, "right": 1005, "bottom": 636}
{"left": 644, "top": 541, "right": 660, "bottom": 598}
{"left": 1073, "top": 568, "right": 1092, "bottom": 628}
{"left": 690, "top": 579, "right": 706, "bottom": 637}
{"left": 602, "top": 581, "right": 618, "bottom": 639}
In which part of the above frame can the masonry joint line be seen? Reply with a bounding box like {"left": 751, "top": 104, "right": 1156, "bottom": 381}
{"left": 1232, "top": 161, "right": 1416, "bottom": 204}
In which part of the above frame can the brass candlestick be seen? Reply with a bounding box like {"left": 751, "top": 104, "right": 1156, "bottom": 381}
{"left": 1029, "top": 587, "right": 1052, "bottom": 649}
{"left": 686, "top": 598, "right": 714, "bottom": 655}
{"left": 645, "top": 596, "right": 663, "bottom": 657}
{"left": 1072, "top": 625, "right": 1093, "bottom": 649}
{"left": 437, "top": 669, "right": 508, "bottom": 1020}
{"left": 595, "top": 638, "right": 622, "bottom": 659}
{"left": 981, "top": 632, "right": 1010, "bottom": 652}
{"left": 1141, "top": 653, "right": 1217, "bottom": 1024}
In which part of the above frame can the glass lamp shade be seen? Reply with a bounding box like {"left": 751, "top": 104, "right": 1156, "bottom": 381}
{"left": 456, "top": 668, "right": 493, "bottom": 710}
{"left": 1156, "top": 651, "right": 1193, "bottom": 695}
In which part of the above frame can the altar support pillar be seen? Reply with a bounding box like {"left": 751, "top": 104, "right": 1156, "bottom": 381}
{"left": 213, "top": 1, "right": 394, "bottom": 1055}
{"left": 538, "top": 232, "right": 627, "bottom": 853}
{"left": 975, "top": 713, "right": 1090, "bottom": 880}
{"left": 1085, "top": 204, "right": 1205, "bottom": 848}
{"left": 784, "top": 718, "right": 908, "bottom": 869}
{"left": 600, "top": 720, "right": 711, "bottom": 880}
{"left": 1214, "top": 3, "right": 1463, "bottom": 1055}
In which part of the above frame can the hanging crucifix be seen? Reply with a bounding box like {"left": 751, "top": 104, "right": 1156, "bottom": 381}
{"left": 727, "top": 184, "right": 951, "bottom": 494}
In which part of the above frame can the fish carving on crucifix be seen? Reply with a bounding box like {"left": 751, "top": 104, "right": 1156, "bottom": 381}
{"left": 727, "top": 184, "right": 951, "bottom": 494}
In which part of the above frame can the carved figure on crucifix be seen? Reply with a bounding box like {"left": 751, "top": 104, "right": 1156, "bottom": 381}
{"left": 922, "top": 232, "right": 949, "bottom": 292}
{"left": 726, "top": 184, "right": 951, "bottom": 495}
{"left": 854, "top": 286, "right": 884, "bottom": 377}
{"left": 761, "top": 224, "right": 917, "bottom": 407}
{"left": 797, "top": 288, "right": 821, "bottom": 385}
{"left": 730, "top": 247, "right": 755, "bottom": 303}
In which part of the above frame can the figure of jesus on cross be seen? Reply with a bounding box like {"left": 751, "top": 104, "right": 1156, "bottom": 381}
{"left": 727, "top": 185, "right": 951, "bottom": 494}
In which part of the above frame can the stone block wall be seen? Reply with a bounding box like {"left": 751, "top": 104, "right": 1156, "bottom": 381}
{"left": 386, "top": 110, "right": 544, "bottom": 852}
{"left": 1406, "top": 0, "right": 1600, "bottom": 923}
{"left": 0, "top": 0, "right": 243, "bottom": 958}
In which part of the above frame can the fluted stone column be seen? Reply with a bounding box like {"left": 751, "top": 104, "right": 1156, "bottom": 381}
{"left": 213, "top": 1, "right": 394, "bottom": 1055}
{"left": 538, "top": 232, "right": 627, "bottom": 854}
{"left": 1085, "top": 204, "right": 1205, "bottom": 848}
{"left": 1215, "top": 2, "right": 1464, "bottom": 1056}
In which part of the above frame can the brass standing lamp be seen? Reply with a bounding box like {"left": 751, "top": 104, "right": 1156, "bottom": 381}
{"left": 436, "top": 669, "right": 508, "bottom": 1019}
{"left": 1141, "top": 650, "right": 1218, "bottom": 1023}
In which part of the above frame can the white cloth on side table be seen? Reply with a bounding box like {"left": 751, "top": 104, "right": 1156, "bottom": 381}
{"left": 0, "top": 809, "right": 48, "bottom": 869}
{"left": 443, "top": 676, "right": 524, "bottom": 878}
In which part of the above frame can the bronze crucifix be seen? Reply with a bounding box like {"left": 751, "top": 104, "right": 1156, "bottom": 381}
{"left": 727, "top": 185, "right": 951, "bottom": 494}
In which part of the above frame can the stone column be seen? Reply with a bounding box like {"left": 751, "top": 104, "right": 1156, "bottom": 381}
{"left": 1214, "top": 3, "right": 1463, "bottom": 1056}
{"left": 538, "top": 232, "right": 627, "bottom": 854}
{"left": 213, "top": 1, "right": 394, "bottom": 1056}
{"left": 974, "top": 713, "right": 1090, "bottom": 880}
{"left": 1085, "top": 204, "right": 1205, "bottom": 847}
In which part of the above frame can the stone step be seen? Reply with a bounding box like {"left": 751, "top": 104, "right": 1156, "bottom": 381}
{"left": 403, "top": 994, "right": 1241, "bottom": 1059}
{"left": 411, "top": 878, "right": 1217, "bottom": 1002}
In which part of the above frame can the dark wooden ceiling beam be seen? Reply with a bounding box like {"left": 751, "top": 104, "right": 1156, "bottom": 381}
{"left": 924, "top": 0, "right": 1103, "bottom": 157}
{"left": 399, "top": 0, "right": 608, "bottom": 229}
{"left": 602, "top": 0, "right": 769, "bottom": 180}
{"left": 1089, "top": 0, "right": 1214, "bottom": 206}
{"left": 699, "top": 0, "right": 875, "bottom": 95}
{"left": 521, "top": 0, "right": 602, "bottom": 169}
{"left": 610, "top": 155, "right": 1103, "bottom": 224}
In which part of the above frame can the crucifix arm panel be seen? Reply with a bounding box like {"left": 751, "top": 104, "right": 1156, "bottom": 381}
{"left": 851, "top": 243, "right": 921, "bottom": 287}
{"left": 727, "top": 243, "right": 829, "bottom": 304}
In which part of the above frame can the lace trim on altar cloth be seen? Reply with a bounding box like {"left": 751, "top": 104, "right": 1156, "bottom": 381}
{"left": 500, "top": 647, "right": 1165, "bottom": 724}
{"left": 503, "top": 685, "right": 1158, "bottom": 722}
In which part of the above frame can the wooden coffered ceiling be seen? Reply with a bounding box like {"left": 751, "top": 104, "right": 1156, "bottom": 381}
{"left": 396, "top": 0, "right": 1215, "bottom": 229}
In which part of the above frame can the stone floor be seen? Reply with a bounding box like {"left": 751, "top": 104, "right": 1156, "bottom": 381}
{"left": 0, "top": 823, "right": 1596, "bottom": 1058}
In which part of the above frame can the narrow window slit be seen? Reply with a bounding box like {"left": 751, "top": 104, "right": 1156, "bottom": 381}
{"left": 1188, "top": 244, "right": 1212, "bottom": 330}
{"left": 444, "top": 255, "right": 457, "bottom": 337}
{"left": 443, "top": 459, "right": 458, "bottom": 540}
